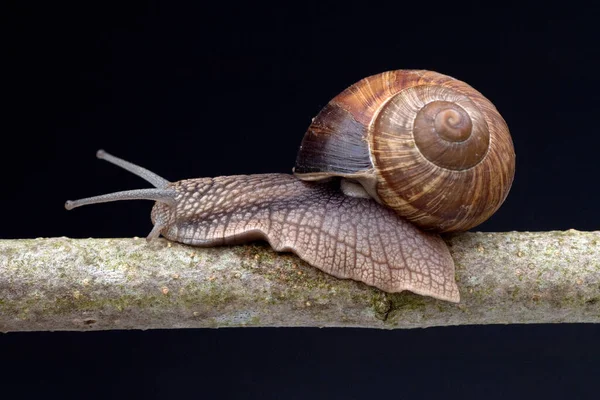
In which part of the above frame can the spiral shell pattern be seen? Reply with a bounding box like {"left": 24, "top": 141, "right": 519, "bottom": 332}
{"left": 295, "top": 70, "right": 515, "bottom": 232}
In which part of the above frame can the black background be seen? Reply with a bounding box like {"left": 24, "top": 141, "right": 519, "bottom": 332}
{"left": 4, "top": 1, "right": 600, "bottom": 399}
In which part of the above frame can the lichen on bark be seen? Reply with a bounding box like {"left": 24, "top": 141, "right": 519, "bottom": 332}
{"left": 0, "top": 230, "right": 599, "bottom": 332}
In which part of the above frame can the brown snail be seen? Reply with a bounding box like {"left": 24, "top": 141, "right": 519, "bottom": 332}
{"left": 65, "top": 70, "right": 515, "bottom": 303}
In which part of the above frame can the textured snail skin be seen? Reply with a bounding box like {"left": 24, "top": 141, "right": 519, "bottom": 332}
{"left": 151, "top": 174, "right": 459, "bottom": 302}
{"left": 295, "top": 70, "right": 515, "bottom": 232}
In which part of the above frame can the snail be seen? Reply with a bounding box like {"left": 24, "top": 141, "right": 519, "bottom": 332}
{"left": 65, "top": 70, "right": 515, "bottom": 303}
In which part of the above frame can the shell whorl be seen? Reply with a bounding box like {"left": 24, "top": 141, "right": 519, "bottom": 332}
{"left": 377, "top": 86, "right": 490, "bottom": 172}
{"left": 295, "top": 70, "right": 515, "bottom": 233}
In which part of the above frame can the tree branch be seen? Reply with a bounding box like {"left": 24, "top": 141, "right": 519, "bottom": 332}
{"left": 1, "top": 231, "right": 599, "bottom": 332}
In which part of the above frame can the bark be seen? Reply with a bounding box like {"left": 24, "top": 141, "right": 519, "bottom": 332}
{"left": 0, "top": 231, "right": 599, "bottom": 332}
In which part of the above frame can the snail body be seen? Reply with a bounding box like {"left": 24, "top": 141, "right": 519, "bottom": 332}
{"left": 65, "top": 70, "right": 515, "bottom": 303}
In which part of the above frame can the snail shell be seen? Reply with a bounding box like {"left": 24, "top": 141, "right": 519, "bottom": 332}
{"left": 294, "top": 70, "right": 515, "bottom": 232}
